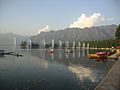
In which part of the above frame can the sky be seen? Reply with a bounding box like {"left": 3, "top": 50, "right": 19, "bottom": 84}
{"left": 0, "top": 0, "right": 120, "bottom": 35}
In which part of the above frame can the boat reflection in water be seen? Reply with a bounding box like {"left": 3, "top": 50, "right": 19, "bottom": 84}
{"left": 0, "top": 49, "right": 114, "bottom": 90}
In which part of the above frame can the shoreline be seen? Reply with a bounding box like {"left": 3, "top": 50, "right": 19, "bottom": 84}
{"left": 95, "top": 58, "right": 120, "bottom": 90}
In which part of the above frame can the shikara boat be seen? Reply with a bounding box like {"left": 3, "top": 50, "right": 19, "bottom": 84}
{"left": 0, "top": 50, "right": 5, "bottom": 56}
{"left": 88, "top": 52, "right": 107, "bottom": 60}
{"left": 0, "top": 50, "right": 23, "bottom": 57}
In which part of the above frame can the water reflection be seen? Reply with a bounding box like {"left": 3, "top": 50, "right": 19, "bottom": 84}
{"left": 78, "top": 49, "right": 81, "bottom": 57}
{"left": 0, "top": 49, "right": 114, "bottom": 90}
{"left": 50, "top": 53, "right": 54, "bottom": 60}
{"left": 65, "top": 53, "right": 69, "bottom": 59}
{"left": 36, "top": 57, "right": 48, "bottom": 69}
{"left": 82, "top": 49, "right": 85, "bottom": 57}
{"left": 59, "top": 50, "right": 62, "bottom": 59}
{"left": 68, "top": 64, "right": 99, "bottom": 82}
{"left": 73, "top": 50, "right": 75, "bottom": 58}
{"left": 87, "top": 49, "right": 89, "bottom": 55}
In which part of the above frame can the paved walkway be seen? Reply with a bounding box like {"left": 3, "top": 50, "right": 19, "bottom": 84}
{"left": 95, "top": 58, "right": 120, "bottom": 90}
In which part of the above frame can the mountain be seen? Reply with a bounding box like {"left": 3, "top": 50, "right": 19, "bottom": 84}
{"left": 0, "top": 33, "right": 29, "bottom": 49}
{"left": 31, "top": 25, "right": 117, "bottom": 44}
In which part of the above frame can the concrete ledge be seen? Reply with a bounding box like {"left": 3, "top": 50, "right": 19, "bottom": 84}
{"left": 95, "top": 59, "right": 120, "bottom": 90}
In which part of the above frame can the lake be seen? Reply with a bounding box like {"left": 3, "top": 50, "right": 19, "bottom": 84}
{"left": 0, "top": 49, "right": 114, "bottom": 90}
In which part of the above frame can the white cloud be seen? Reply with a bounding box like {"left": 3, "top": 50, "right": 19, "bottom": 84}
{"left": 68, "top": 64, "right": 98, "bottom": 82}
{"left": 38, "top": 25, "right": 50, "bottom": 34}
{"left": 100, "top": 16, "right": 114, "bottom": 22}
{"left": 69, "top": 13, "right": 104, "bottom": 28}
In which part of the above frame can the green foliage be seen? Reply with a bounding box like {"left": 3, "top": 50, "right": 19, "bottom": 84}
{"left": 115, "top": 24, "right": 120, "bottom": 40}
{"left": 20, "top": 41, "right": 27, "bottom": 49}
{"left": 31, "top": 42, "right": 39, "bottom": 49}
{"left": 45, "top": 44, "right": 51, "bottom": 48}
{"left": 87, "top": 39, "right": 120, "bottom": 48}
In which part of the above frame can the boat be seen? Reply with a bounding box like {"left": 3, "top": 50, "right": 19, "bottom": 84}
{"left": 95, "top": 51, "right": 107, "bottom": 55}
{"left": 49, "top": 49, "right": 54, "bottom": 54}
{"left": 0, "top": 50, "right": 5, "bottom": 56}
{"left": 115, "top": 46, "right": 120, "bottom": 49}
{"left": 88, "top": 51, "right": 107, "bottom": 60}
{"left": 0, "top": 50, "right": 23, "bottom": 57}
{"left": 108, "top": 49, "right": 120, "bottom": 60}
{"left": 88, "top": 54, "right": 100, "bottom": 59}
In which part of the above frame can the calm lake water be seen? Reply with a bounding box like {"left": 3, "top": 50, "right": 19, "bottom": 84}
{"left": 0, "top": 49, "right": 114, "bottom": 90}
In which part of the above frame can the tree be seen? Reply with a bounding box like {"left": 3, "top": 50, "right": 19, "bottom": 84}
{"left": 31, "top": 42, "right": 39, "bottom": 49}
{"left": 115, "top": 24, "right": 120, "bottom": 40}
{"left": 20, "top": 41, "right": 27, "bottom": 49}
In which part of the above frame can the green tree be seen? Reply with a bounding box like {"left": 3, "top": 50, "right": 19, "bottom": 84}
{"left": 115, "top": 24, "right": 120, "bottom": 40}
{"left": 20, "top": 41, "right": 27, "bottom": 49}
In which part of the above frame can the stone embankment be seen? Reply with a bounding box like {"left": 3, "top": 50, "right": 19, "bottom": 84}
{"left": 95, "top": 58, "right": 120, "bottom": 90}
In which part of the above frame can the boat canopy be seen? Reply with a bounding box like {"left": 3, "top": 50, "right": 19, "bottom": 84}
{"left": 96, "top": 52, "right": 106, "bottom": 55}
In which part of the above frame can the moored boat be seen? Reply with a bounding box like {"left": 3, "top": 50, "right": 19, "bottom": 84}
{"left": 0, "top": 50, "right": 5, "bottom": 56}
{"left": 49, "top": 49, "right": 54, "bottom": 54}
{"left": 88, "top": 51, "right": 107, "bottom": 60}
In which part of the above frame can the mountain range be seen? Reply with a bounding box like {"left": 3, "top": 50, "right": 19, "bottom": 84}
{"left": 31, "top": 24, "right": 117, "bottom": 44}
{"left": 0, "top": 24, "right": 117, "bottom": 49}
{"left": 0, "top": 33, "right": 29, "bottom": 49}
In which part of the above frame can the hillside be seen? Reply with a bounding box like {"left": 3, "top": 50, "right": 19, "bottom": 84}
{"left": 31, "top": 25, "right": 117, "bottom": 44}
{"left": 0, "top": 33, "right": 29, "bottom": 49}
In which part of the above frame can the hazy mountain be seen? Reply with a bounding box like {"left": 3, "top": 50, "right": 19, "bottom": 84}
{"left": 0, "top": 33, "right": 29, "bottom": 49}
{"left": 31, "top": 25, "right": 117, "bottom": 44}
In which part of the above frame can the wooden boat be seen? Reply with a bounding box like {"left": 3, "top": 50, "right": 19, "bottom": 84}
{"left": 115, "top": 46, "right": 120, "bottom": 49}
{"left": 88, "top": 52, "right": 107, "bottom": 60}
{"left": 0, "top": 50, "right": 23, "bottom": 57}
{"left": 0, "top": 50, "right": 5, "bottom": 56}
{"left": 88, "top": 48, "right": 119, "bottom": 60}
{"left": 108, "top": 49, "right": 120, "bottom": 60}
{"left": 88, "top": 54, "right": 100, "bottom": 59}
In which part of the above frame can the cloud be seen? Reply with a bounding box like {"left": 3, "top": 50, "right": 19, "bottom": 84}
{"left": 69, "top": 13, "right": 104, "bottom": 28}
{"left": 68, "top": 64, "right": 98, "bottom": 82}
{"left": 38, "top": 25, "right": 50, "bottom": 34}
{"left": 100, "top": 15, "right": 114, "bottom": 21}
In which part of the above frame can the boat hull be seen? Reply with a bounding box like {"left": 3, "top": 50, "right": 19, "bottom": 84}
{"left": 88, "top": 54, "right": 107, "bottom": 60}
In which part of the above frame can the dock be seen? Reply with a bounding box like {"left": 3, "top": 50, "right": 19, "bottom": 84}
{"left": 95, "top": 58, "right": 120, "bottom": 90}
